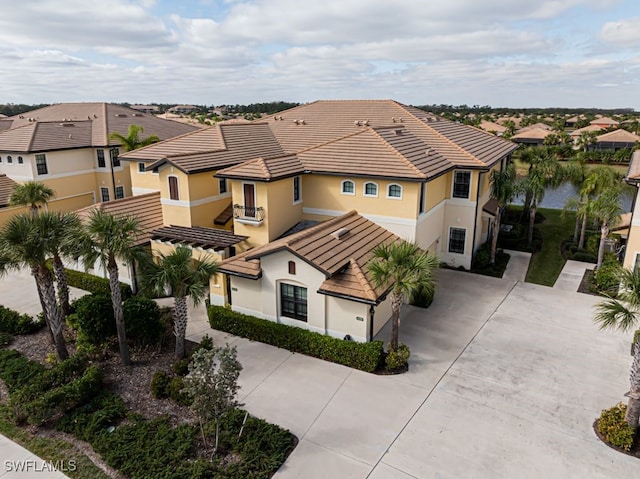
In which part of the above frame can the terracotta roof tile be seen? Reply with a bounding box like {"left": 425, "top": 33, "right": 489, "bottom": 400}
{"left": 511, "top": 128, "right": 552, "bottom": 141}
{"left": 0, "top": 174, "right": 17, "bottom": 207}
{"left": 76, "top": 192, "right": 163, "bottom": 245}
{"left": 596, "top": 129, "right": 640, "bottom": 144}
{"left": 152, "top": 225, "right": 247, "bottom": 250}
{"left": 219, "top": 211, "right": 400, "bottom": 303}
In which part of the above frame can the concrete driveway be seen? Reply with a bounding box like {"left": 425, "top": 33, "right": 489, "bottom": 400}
{"left": 1, "top": 268, "right": 637, "bottom": 478}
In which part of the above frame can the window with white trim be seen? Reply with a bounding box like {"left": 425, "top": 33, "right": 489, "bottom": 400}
{"left": 341, "top": 180, "right": 355, "bottom": 195}
{"left": 293, "top": 176, "right": 302, "bottom": 203}
{"left": 453, "top": 171, "right": 471, "bottom": 199}
{"left": 364, "top": 182, "right": 378, "bottom": 197}
{"left": 219, "top": 178, "right": 227, "bottom": 194}
{"left": 17, "top": 156, "right": 23, "bottom": 164}
{"left": 110, "top": 148, "right": 120, "bottom": 168}
{"left": 138, "top": 162, "right": 146, "bottom": 173}
{"left": 7, "top": 156, "right": 12, "bottom": 164}
{"left": 35, "top": 154, "right": 48, "bottom": 175}
{"left": 97, "top": 149, "right": 106, "bottom": 168}
{"left": 100, "top": 187, "right": 110, "bottom": 202}
{"left": 115, "top": 186, "right": 125, "bottom": 199}
{"left": 448, "top": 227, "right": 466, "bottom": 254}
{"left": 280, "top": 283, "right": 307, "bottom": 322}
{"left": 387, "top": 183, "right": 402, "bottom": 199}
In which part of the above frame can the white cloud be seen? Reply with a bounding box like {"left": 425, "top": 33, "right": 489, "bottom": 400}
{"left": 599, "top": 16, "right": 640, "bottom": 47}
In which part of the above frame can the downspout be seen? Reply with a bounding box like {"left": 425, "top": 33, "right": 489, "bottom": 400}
{"left": 110, "top": 148, "right": 117, "bottom": 201}
{"left": 368, "top": 305, "right": 375, "bottom": 342}
{"left": 471, "top": 171, "right": 483, "bottom": 265}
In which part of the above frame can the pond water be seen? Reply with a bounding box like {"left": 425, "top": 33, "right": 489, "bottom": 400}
{"left": 511, "top": 181, "right": 633, "bottom": 212}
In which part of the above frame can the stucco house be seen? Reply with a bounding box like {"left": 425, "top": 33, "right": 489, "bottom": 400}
{"left": 623, "top": 150, "right": 640, "bottom": 271}
{"left": 118, "top": 100, "right": 517, "bottom": 340}
{"left": 216, "top": 211, "right": 396, "bottom": 342}
{"left": 594, "top": 129, "right": 640, "bottom": 151}
{"left": 0, "top": 103, "right": 197, "bottom": 225}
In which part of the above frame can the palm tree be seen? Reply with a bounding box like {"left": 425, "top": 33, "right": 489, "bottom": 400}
{"left": 576, "top": 131, "right": 598, "bottom": 152}
{"left": 489, "top": 164, "right": 516, "bottom": 264}
{"left": 591, "top": 188, "right": 622, "bottom": 270}
{"left": 82, "top": 210, "right": 143, "bottom": 365}
{"left": 109, "top": 124, "right": 160, "bottom": 152}
{"left": 369, "top": 241, "right": 439, "bottom": 351}
{"left": 141, "top": 246, "right": 218, "bottom": 359}
{"left": 9, "top": 181, "right": 55, "bottom": 216}
{"left": 0, "top": 213, "right": 69, "bottom": 359}
{"left": 41, "top": 212, "right": 83, "bottom": 316}
{"left": 595, "top": 267, "right": 640, "bottom": 430}
{"left": 562, "top": 156, "right": 589, "bottom": 243}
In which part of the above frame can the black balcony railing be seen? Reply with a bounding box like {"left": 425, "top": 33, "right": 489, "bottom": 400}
{"left": 233, "top": 204, "right": 265, "bottom": 223}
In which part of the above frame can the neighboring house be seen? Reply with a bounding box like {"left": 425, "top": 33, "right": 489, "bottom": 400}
{"left": 0, "top": 103, "right": 197, "bottom": 220}
{"left": 478, "top": 121, "right": 507, "bottom": 135}
{"left": 130, "top": 105, "right": 159, "bottom": 114}
{"left": 624, "top": 150, "right": 640, "bottom": 270}
{"left": 168, "top": 105, "right": 198, "bottom": 114}
{"left": 565, "top": 115, "right": 585, "bottom": 128}
{"left": 216, "top": 211, "right": 395, "bottom": 342}
{"left": 594, "top": 129, "right": 640, "bottom": 151}
{"left": 518, "top": 123, "right": 552, "bottom": 132}
{"left": 511, "top": 127, "right": 552, "bottom": 146}
{"left": 570, "top": 124, "right": 604, "bottom": 140}
{"left": 590, "top": 116, "right": 620, "bottom": 128}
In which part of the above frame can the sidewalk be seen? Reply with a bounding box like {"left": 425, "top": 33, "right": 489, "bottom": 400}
{"left": 502, "top": 249, "right": 531, "bottom": 282}
{"left": 554, "top": 260, "right": 595, "bottom": 291}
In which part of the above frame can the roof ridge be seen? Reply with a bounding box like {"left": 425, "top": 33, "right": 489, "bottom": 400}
{"left": 255, "top": 157, "right": 271, "bottom": 179}
{"left": 348, "top": 257, "right": 377, "bottom": 301}
{"left": 401, "top": 108, "right": 481, "bottom": 166}
{"left": 100, "top": 103, "right": 108, "bottom": 146}
{"left": 370, "top": 127, "right": 426, "bottom": 179}
{"left": 26, "top": 122, "right": 38, "bottom": 151}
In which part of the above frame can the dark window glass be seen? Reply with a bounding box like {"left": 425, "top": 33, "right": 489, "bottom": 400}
{"left": 448, "top": 227, "right": 466, "bottom": 254}
{"left": 280, "top": 283, "right": 307, "bottom": 321}
{"left": 293, "top": 176, "right": 301, "bottom": 202}
{"left": 110, "top": 148, "right": 120, "bottom": 167}
{"left": 388, "top": 184, "right": 402, "bottom": 198}
{"left": 342, "top": 180, "right": 354, "bottom": 194}
{"left": 138, "top": 162, "right": 146, "bottom": 173}
{"left": 115, "top": 186, "right": 125, "bottom": 199}
{"left": 453, "top": 171, "right": 471, "bottom": 198}
{"left": 97, "top": 149, "right": 106, "bottom": 168}
{"left": 365, "top": 182, "right": 377, "bottom": 196}
{"left": 35, "top": 154, "right": 48, "bottom": 175}
{"left": 168, "top": 176, "right": 179, "bottom": 200}
{"left": 100, "top": 187, "right": 110, "bottom": 202}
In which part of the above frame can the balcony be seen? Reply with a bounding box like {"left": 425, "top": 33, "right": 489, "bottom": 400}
{"left": 233, "top": 204, "right": 265, "bottom": 225}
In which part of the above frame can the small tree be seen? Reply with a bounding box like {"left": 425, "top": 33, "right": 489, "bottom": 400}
{"left": 109, "top": 124, "right": 160, "bottom": 152}
{"left": 183, "top": 345, "right": 242, "bottom": 455}
{"left": 9, "top": 181, "right": 55, "bottom": 216}
{"left": 489, "top": 164, "right": 516, "bottom": 264}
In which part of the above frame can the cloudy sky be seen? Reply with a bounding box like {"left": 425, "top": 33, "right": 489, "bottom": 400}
{"left": 1, "top": 0, "right": 639, "bottom": 109}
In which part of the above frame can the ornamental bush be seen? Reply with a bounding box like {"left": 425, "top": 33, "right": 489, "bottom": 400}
{"left": 597, "top": 403, "right": 636, "bottom": 451}
{"left": 50, "top": 265, "right": 132, "bottom": 298}
{"left": 208, "top": 306, "right": 384, "bottom": 373}
{"left": 0, "top": 305, "right": 45, "bottom": 335}
{"left": 385, "top": 343, "right": 411, "bottom": 370}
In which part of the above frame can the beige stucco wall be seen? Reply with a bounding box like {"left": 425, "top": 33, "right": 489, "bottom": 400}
{"left": 624, "top": 186, "right": 640, "bottom": 270}
{"left": 426, "top": 174, "right": 448, "bottom": 209}
{"left": 373, "top": 294, "right": 393, "bottom": 339}
{"left": 129, "top": 161, "right": 161, "bottom": 194}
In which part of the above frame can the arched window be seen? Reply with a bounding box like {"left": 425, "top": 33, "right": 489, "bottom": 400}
{"left": 17, "top": 156, "right": 23, "bottom": 164}
{"left": 364, "top": 182, "right": 378, "bottom": 197}
{"left": 168, "top": 176, "right": 179, "bottom": 200}
{"left": 341, "top": 180, "right": 355, "bottom": 195}
{"left": 387, "top": 183, "right": 402, "bottom": 199}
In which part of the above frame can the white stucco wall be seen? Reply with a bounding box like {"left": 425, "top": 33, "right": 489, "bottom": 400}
{"left": 326, "top": 297, "right": 369, "bottom": 342}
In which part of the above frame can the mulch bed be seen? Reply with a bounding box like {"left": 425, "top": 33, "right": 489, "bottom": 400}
{"left": 593, "top": 419, "right": 640, "bottom": 459}
{"left": 577, "top": 269, "right": 599, "bottom": 296}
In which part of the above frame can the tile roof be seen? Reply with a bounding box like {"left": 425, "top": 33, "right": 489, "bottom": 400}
{"left": 264, "top": 100, "right": 517, "bottom": 170}
{"left": 152, "top": 225, "right": 247, "bottom": 250}
{"left": 596, "top": 129, "right": 640, "bottom": 144}
{"left": 0, "top": 174, "right": 17, "bottom": 207}
{"left": 590, "top": 116, "right": 619, "bottom": 126}
{"left": 625, "top": 150, "right": 640, "bottom": 183}
{"left": 511, "top": 128, "right": 552, "bottom": 141}
{"left": 517, "top": 123, "right": 552, "bottom": 132}
{"left": 121, "top": 122, "right": 286, "bottom": 174}
{"left": 76, "top": 192, "right": 163, "bottom": 246}
{"left": 0, "top": 103, "right": 196, "bottom": 152}
{"left": 214, "top": 203, "right": 234, "bottom": 225}
{"left": 478, "top": 121, "right": 507, "bottom": 133}
{"left": 571, "top": 124, "right": 604, "bottom": 137}
{"left": 219, "top": 210, "right": 401, "bottom": 304}
{"left": 0, "top": 121, "right": 93, "bottom": 153}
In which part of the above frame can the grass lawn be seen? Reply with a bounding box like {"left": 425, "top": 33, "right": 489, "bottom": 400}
{"left": 513, "top": 158, "right": 628, "bottom": 177}
{"left": 525, "top": 207, "right": 575, "bottom": 286}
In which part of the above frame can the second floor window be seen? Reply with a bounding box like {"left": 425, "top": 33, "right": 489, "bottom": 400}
{"left": 115, "top": 186, "right": 125, "bottom": 199}
{"left": 110, "top": 148, "right": 120, "bottom": 167}
{"left": 341, "top": 180, "right": 355, "bottom": 195}
{"left": 293, "top": 176, "right": 301, "bottom": 203}
{"left": 168, "top": 176, "right": 179, "bottom": 200}
{"left": 364, "top": 182, "right": 378, "bottom": 197}
{"left": 97, "top": 149, "right": 106, "bottom": 168}
{"left": 453, "top": 171, "right": 471, "bottom": 199}
{"left": 219, "top": 178, "right": 227, "bottom": 194}
{"left": 138, "top": 162, "right": 146, "bottom": 173}
{"left": 387, "top": 184, "right": 402, "bottom": 198}
{"left": 35, "top": 154, "right": 48, "bottom": 175}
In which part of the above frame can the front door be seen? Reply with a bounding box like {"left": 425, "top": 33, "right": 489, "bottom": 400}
{"left": 243, "top": 183, "right": 256, "bottom": 217}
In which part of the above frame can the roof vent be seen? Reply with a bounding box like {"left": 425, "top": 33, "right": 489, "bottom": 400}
{"left": 68, "top": 134, "right": 73, "bottom": 139}
{"left": 398, "top": 117, "right": 403, "bottom": 123}
{"left": 115, "top": 113, "right": 127, "bottom": 117}
{"left": 363, "top": 120, "right": 370, "bottom": 126}
{"left": 93, "top": 114, "right": 98, "bottom": 118}
{"left": 59, "top": 123, "right": 75, "bottom": 127}
{"left": 354, "top": 120, "right": 362, "bottom": 126}
{"left": 331, "top": 227, "right": 350, "bottom": 240}
{"left": 394, "top": 129, "right": 403, "bottom": 136}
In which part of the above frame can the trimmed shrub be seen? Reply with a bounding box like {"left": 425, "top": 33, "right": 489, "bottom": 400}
{"left": 169, "top": 376, "right": 191, "bottom": 406}
{"left": 597, "top": 403, "right": 636, "bottom": 451}
{"left": 173, "top": 358, "right": 190, "bottom": 377}
{"left": 0, "top": 349, "right": 45, "bottom": 392}
{"left": 150, "top": 370, "right": 171, "bottom": 399}
{"left": 69, "top": 294, "right": 163, "bottom": 347}
{"left": 123, "top": 296, "right": 164, "bottom": 346}
{"left": 208, "top": 306, "right": 384, "bottom": 373}
{"left": 410, "top": 284, "right": 434, "bottom": 308}
{"left": 386, "top": 343, "right": 411, "bottom": 370}
{"left": 53, "top": 266, "right": 132, "bottom": 298}
{"left": 571, "top": 251, "right": 597, "bottom": 263}
{"left": 0, "top": 305, "right": 45, "bottom": 335}
{"left": 593, "top": 259, "right": 621, "bottom": 296}
{"left": 0, "top": 332, "right": 12, "bottom": 347}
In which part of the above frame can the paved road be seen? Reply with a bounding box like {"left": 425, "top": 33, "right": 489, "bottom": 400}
{"left": 1, "top": 267, "right": 636, "bottom": 478}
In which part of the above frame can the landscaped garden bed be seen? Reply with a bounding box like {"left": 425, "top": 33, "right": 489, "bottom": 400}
{"left": 0, "top": 302, "right": 297, "bottom": 479}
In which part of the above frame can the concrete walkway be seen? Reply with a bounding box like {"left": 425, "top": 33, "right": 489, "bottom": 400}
{"left": 502, "top": 249, "right": 531, "bottom": 282}
{"left": 554, "top": 260, "right": 596, "bottom": 292}
{"left": 0, "top": 435, "right": 69, "bottom": 478}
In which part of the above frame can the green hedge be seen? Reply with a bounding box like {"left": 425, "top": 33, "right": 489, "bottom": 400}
{"left": 208, "top": 306, "right": 384, "bottom": 373}
{"left": 59, "top": 267, "right": 132, "bottom": 298}
{"left": 0, "top": 305, "right": 45, "bottom": 335}
{"left": 597, "top": 403, "right": 636, "bottom": 451}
